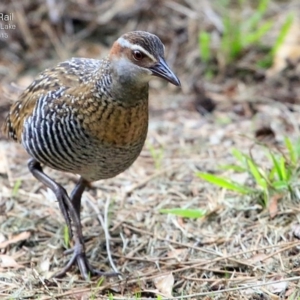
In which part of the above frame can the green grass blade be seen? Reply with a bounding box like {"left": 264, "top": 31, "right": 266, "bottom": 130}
{"left": 219, "top": 164, "right": 247, "bottom": 172}
{"left": 268, "top": 165, "right": 277, "bottom": 181}
{"left": 231, "top": 148, "right": 247, "bottom": 166}
{"left": 256, "top": 0, "right": 269, "bottom": 21}
{"left": 108, "top": 293, "right": 114, "bottom": 300}
{"left": 243, "top": 0, "right": 269, "bottom": 31}
{"left": 257, "top": 0, "right": 270, "bottom": 14}
{"left": 160, "top": 208, "right": 206, "bottom": 218}
{"left": 197, "top": 173, "right": 252, "bottom": 194}
{"left": 199, "top": 31, "right": 211, "bottom": 63}
{"left": 96, "top": 277, "right": 104, "bottom": 287}
{"left": 284, "top": 137, "right": 297, "bottom": 165}
{"left": 269, "top": 152, "right": 284, "bottom": 181}
{"left": 247, "top": 159, "right": 267, "bottom": 189}
{"left": 279, "top": 156, "right": 287, "bottom": 181}
{"left": 271, "top": 13, "right": 294, "bottom": 56}
{"left": 222, "top": 17, "right": 242, "bottom": 62}
{"left": 243, "top": 21, "right": 273, "bottom": 47}
{"left": 63, "top": 225, "right": 70, "bottom": 248}
{"left": 286, "top": 167, "right": 292, "bottom": 182}
{"left": 147, "top": 143, "right": 164, "bottom": 169}
{"left": 12, "top": 179, "right": 22, "bottom": 197}
{"left": 272, "top": 180, "right": 289, "bottom": 190}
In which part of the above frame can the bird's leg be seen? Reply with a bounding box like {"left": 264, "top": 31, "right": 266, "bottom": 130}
{"left": 70, "top": 176, "right": 87, "bottom": 217}
{"left": 28, "top": 158, "right": 74, "bottom": 236}
{"left": 63, "top": 176, "right": 119, "bottom": 279}
{"left": 28, "top": 159, "right": 86, "bottom": 277}
{"left": 28, "top": 159, "right": 118, "bottom": 279}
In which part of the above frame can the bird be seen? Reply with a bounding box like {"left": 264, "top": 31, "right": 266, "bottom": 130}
{"left": 3, "top": 31, "right": 180, "bottom": 280}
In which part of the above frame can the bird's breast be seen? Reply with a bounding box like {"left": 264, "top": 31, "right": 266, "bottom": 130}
{"left": 83, "top": 99, "right": 149, "bottom": 147}
{"left": 75, "top": 99, "right": 149, "bottom": 181}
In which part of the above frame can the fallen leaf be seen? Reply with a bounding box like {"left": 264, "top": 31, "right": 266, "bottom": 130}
{"left": 39, "top": 258, "right": 50, "bottom": 273}
{"left": 0, "top": 146, "right": 8, "bottom": 175}
{"left": 285, "top": 286, "right": 296, "bottom": 297}
{"left": 153, "top": 272, "right": 174, "bottom": 298}
{"left": 0, "top": 231, "right": 31, "bottom": 249}
{"left": 267, "top": 280, "right": 288, "bottom": 294}
{"left": 292, "top": 224, "right": 300, "bottom": 239}
{"left": 269, "top": 194, "right": 283, "bottom": 219}
{"left": 246, "top": 253, "right": 270, "bottom": 265}
{"left": 266, "top": 276, "right": 288, "bottom": 295}
{"left": 0, "top": 254, "right": 24, "bottom": 269}
{"left": 0, "top": 233, "right": 6, "bottom": 244}
{"left": 167, "top": 248, "right": 187, "bottom": 262}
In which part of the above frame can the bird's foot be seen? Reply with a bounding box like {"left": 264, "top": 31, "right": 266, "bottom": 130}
{"left": 53, "top": 242, "right": 119, "bottom": 280}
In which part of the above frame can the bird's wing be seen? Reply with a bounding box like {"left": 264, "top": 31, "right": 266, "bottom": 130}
{"left": 2, "top": 58, "right": 102, "bottom": 142}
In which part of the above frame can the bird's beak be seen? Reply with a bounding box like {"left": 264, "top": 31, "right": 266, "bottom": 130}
{"left": 150, "top": 58, "right": 181, "bottom": 87}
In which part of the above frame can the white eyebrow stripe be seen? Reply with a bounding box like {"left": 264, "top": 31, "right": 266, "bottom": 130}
{"left": 117, "top": 37, "right": 157, "bottom": 62}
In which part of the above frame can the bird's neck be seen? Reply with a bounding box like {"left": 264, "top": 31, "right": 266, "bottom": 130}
{"left": 107, "top": 58, "right": 149, "bottom": 106}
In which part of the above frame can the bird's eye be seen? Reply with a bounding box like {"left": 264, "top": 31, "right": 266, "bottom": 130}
{"left": 132, "top": 50, "right": 144, "bottom": 61}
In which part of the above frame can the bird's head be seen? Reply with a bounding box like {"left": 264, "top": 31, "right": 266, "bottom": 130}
{"left": 109, "top": 31, "right": 180, "bottom": 87}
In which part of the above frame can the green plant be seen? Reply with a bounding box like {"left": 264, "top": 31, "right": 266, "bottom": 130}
{"left": 90, "top": 277, "right": 105, "bottom": 299}
{"left": 147, "top": 142, "right": 164, "bottom": 169}
{"left": 271, "top": 14, "right": 294, "bottom": 56}
{"left": 199, "top": 0, "right": 273, "bottom": 67}
{"left": 222, "top": 0, "right": 272, "bottom": 64}
{"left": 63, "top": 225, "right": 70, "bottom": 249}
{"left": 12, "top": 179, "right": 22, "bottom": 197}
{"left": 135, "top": 291, "right": 142, "bottom": 299}
{"left": 160, "top": 208, "right": 206, "bottom": 218}
{"left": 199, "top": 31, "right": 211, "bottom": 64}
{"left": 257, "top": 13, "right": 294, "bottom": 68}
{"left": 199, "top": 31, "right": 214, "bottom": 79}
{"left": 197, "top": 138, "right": 300, "bottom": 207}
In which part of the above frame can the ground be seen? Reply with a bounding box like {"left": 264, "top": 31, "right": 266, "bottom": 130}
{"left": 1, "top": 0, "right": 300, "bottom": 299}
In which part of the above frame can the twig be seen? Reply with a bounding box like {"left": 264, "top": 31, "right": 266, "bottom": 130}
{"left": 260, "top": 242, "right": 300, "bottom": 262}
{"left": 86, "top": 195, "right": 121, "bottom": 279}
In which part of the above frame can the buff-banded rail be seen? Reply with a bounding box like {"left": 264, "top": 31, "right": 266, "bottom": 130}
{"left": 3, "top": 31, "right": 180, "bottom": 279}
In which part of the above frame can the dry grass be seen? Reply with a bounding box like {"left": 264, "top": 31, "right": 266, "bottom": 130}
{"left": 1, "top": 0, "right": 300, "bottom": 299}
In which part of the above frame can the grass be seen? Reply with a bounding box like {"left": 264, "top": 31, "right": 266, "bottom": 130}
{"left": 198, "top": 31, "right": 211, "bottom": 64}
{"left": 160, "top": 208, "right": 206, "bottom": 218}
{"left": 199, "top": 0, "right": 273, "bottom": 68}
{"left": 199, "top": 0, "right": 294, "bottom": 72}
{"left": 257, "top": 13, "right": 294, "bottom": 68}
{"left": 197, "top": 137, "right": 300, "bottom": 208}
{"left": 12, "top": 179, "right": 22, "bottom": 197}
{"left": 90, "top": 277, "right": 105, "bottom": 300}
{"left": 63, "top": 224, "right": 70, "bottom": 249}
{"left": 159, "top": 137, "right": 300, "bottom": 222}
{"left": 147, "top": 142, "right": 164, "bottom": 170}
